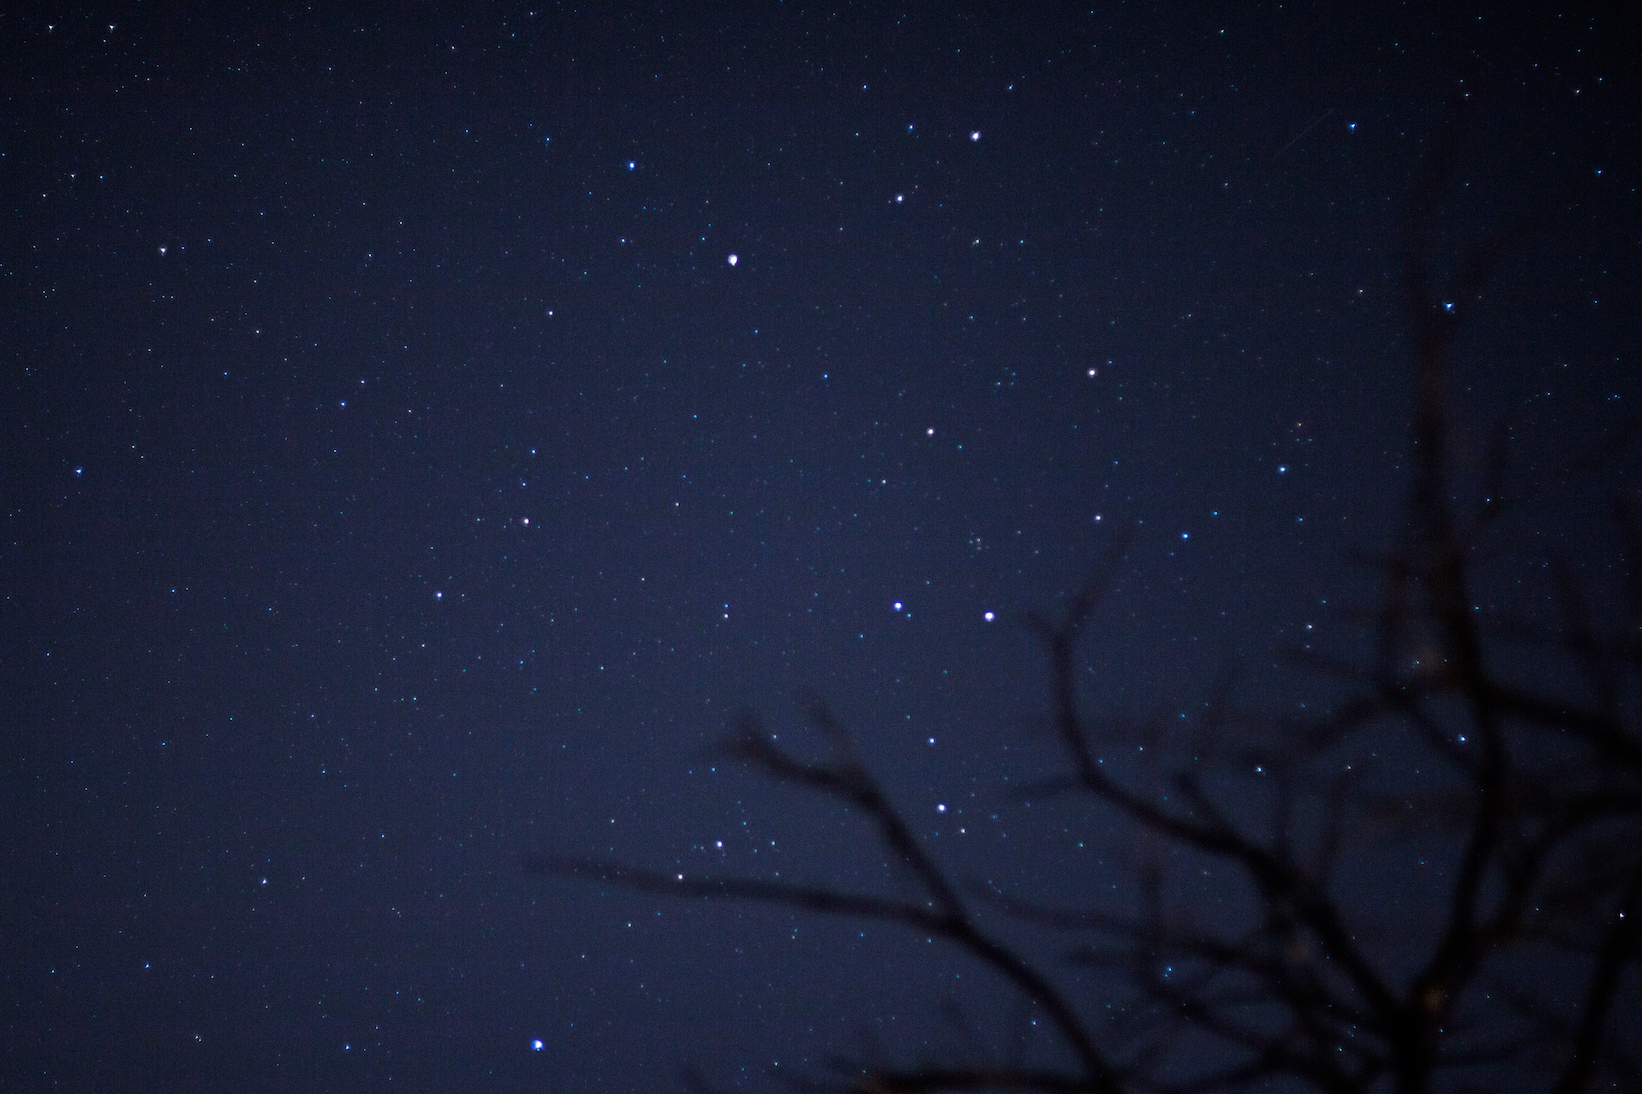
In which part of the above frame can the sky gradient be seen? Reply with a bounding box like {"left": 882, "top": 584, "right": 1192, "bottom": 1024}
{"left": 4, "top": 4, "right": 1636, "bottom": 1091}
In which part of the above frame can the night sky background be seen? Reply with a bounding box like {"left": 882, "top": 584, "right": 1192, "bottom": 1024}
{"left": 3, "top": 3, "right": 1636, "bottom": 1091}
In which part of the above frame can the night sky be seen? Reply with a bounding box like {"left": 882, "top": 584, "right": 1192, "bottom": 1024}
{"left": 4, "top": 4, "right": 1636, "bottom": 1092}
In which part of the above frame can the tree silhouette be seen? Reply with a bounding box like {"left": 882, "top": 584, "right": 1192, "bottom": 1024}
{"left": 529, "top": 146, "right": 1640, "bottom": 1094}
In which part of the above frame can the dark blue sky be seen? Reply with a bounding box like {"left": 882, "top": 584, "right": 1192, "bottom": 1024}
{"left": 3, "top": 3, "right": 1634, "bottom": 1091}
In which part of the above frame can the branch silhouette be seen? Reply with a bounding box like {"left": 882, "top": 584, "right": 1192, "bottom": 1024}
{"left": 529, "top": 128, "right": 1639, "bottom": 1094}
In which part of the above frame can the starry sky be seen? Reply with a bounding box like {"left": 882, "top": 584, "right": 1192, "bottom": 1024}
{"left": 3, "top": 3, "right": 1636, "bottom": 1091}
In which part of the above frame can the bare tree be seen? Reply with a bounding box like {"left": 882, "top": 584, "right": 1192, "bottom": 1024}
{"left": 529, "top": 155, "right": 1640, "bottom": 1094}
